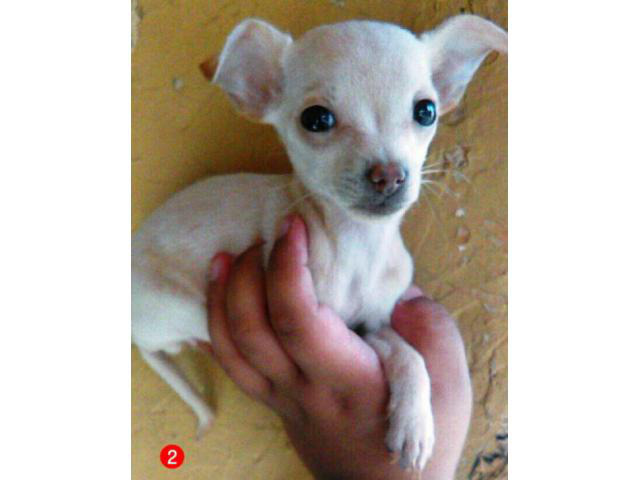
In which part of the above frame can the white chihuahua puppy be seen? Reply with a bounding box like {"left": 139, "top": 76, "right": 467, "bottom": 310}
{"left": 132, "top": 15, "right": 506, "bottom": 470}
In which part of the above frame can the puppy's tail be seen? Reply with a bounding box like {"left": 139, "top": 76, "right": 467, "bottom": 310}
{"left": 139, "top": 349, "right": 214, "bottom": 438}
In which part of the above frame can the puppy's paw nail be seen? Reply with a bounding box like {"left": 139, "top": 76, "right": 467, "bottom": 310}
{"left": 385, "top": 402, "right": 435, "bottom": 471}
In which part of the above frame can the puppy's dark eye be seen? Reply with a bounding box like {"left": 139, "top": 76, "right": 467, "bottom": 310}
{"left": 413, "top": 99, "right": 437, "bottom": 126}
{"left": 300, "top": 105, "right": 336, "bottom": 132}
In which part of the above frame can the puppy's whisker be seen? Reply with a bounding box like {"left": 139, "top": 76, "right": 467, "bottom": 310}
{"left": 421, "top": 179, "right": 455, "bottom": 198}
{"left": 422, "top": 184, "right": 444, "bottom": 200}
{"left": 418, "top": 187, "right": 443, "bottom": 228}
{"left": 422, "top": 160, "right": 442, "bottom": 170}
{"left": 453, "top": 171, "right": 471, "bottom": 183}
{"left": 422, "top": 180, "right": 452, "bottom": 194}
{"left": 421, "top": 179, "right": 442, "bottom": 186}
{"left": 284, "top": 192, "right": 314, "bottom": 214}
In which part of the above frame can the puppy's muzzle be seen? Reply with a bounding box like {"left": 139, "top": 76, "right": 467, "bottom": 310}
{"left": 352, "top": 162, "right": 409, "bottom": 216}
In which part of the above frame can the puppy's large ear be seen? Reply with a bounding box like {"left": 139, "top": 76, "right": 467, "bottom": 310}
{"left": 421, "top": 15, "right": 507, "bottom": 114}
{"left": 212, "top": 19, "right": 292, "bottom": 121}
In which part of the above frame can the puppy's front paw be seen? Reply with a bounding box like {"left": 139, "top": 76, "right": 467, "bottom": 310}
{"left": 385, "top": 390, "right": 435, "bottom": 471}
{"left": 365, "top": 327, "right": 436, "bottom": 470}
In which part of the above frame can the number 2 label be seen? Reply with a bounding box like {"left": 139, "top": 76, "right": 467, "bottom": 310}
{"left": 160, "top": 444, "right": 185, "bottom": 469}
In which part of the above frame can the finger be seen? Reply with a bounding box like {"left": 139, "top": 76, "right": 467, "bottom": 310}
{"left": 266, "top": 215, "right": 380, "bottom": 385}
{"left": 391, "top": 297, "right": 460, "bottom": 364}
{"left": 266, "top": 215, "right": 318, "bottom": 326}
{"left": 207, "top": 253, "right": 273, "bottom": 402}
{"left": 225, "top": 244, "right": 299, "bottom": 386}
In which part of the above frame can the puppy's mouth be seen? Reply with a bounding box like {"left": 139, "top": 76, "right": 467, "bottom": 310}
{"left": 351, "top": 191, "right": 409, "bottom": 217}
{"left": 334, "top": 169, "right": 413, "bottom": 218}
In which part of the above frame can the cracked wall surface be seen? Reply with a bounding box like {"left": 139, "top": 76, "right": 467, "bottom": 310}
{"left": 132, "top": 1, "right": 507, "bottom": 478}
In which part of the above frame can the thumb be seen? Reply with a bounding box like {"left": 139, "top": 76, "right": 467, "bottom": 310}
{"left": 391, "top": 294, "right": 450, "bottom": 354}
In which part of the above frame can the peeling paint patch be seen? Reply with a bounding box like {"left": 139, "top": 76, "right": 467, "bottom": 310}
{"left": 172, "top": 77, "right": 184, "bottom": 91}
{"left": 457, "top": 225, "right": 471, "bottom": 244}
{"left": 444, "top": 145, "right": 470, "bottom": 170}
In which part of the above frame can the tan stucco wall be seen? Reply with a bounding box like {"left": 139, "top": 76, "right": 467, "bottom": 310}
{"left": 132, "top": 1, "right": 507, "bottom": 478}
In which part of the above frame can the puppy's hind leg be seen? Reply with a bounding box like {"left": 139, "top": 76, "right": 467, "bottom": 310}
{"left": 139, "top": 349, "right": 214, "bottom": 439}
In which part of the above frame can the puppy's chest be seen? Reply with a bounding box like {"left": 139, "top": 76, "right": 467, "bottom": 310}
{"left": 308, "top": 240, "right": 412, "bottom": 331}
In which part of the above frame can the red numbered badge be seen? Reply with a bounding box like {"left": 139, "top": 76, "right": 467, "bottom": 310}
{"left": 160, "top": 444, "right": 185, "bottom": 469}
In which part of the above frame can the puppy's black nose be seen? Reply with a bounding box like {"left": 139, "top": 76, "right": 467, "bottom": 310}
{"left": 366, "top": 162, "right": 407, "bottom": 197}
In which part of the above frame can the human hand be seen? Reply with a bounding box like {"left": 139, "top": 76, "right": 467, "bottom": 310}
{"left": 206, "top": 215, "right": 472, "bottom": 480}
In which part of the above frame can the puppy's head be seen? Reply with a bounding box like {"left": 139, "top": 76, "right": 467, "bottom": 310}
{"left": 207, "top": 16, "right": 506, "bottom": 220}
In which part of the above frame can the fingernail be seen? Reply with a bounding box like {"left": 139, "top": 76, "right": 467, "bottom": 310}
{"left": 208, "top": 255, "right": 224, "bottom": 282}
{"left": 278, "top": 215, "right": 294, "bottom": 238}
{"left": 400, "top": 285, "right": 424, "bottom": 301}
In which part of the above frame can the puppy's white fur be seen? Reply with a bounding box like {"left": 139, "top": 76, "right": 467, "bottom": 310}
{"left": 132, "top": 16, "right": 506, "bottom": 470}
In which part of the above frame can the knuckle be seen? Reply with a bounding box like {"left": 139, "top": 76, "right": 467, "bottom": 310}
{"left": 235, "top": 332, "right": 266, "bottom": 360}
{"left": 239, "top": 378, "right": 270, "bottom": 401}
{"left": 226, "top": 293, "right": 266, "bottom": 334}
{"left": 272, "top": 283, "right": 299, "bottom": 313}
{"left": 228, "top": 317, "right": 255, "bottom": 343}
{"left": 274, "top": 396, "right": 307, "bottom": 424}
{"left": 215, "top": 352, "right": 240, "bottom": 380}
{"left": 271, "top": 313, "right": 301, "bottom": 339}
{"left": 229, "top": 368, "right": 270, "bottom": 400}
{"left": 333, "top": 388, "right": 356, "bottom": 413}
{"left": 227, "top": 312, "right": 261, "bottom": 345}
{"left": 302, "top": 386, "right": 341, "bottom": 421}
